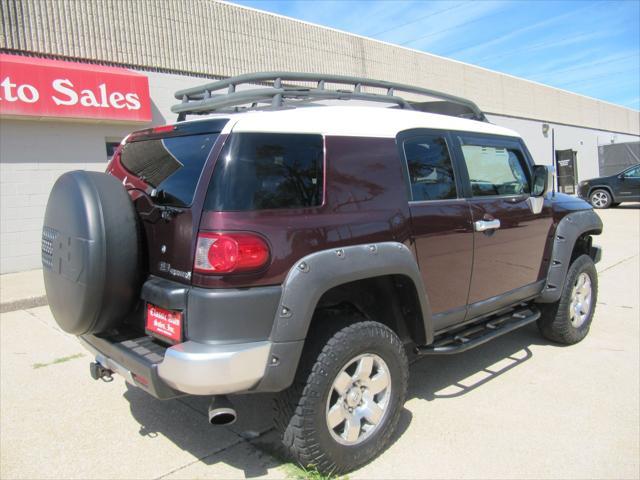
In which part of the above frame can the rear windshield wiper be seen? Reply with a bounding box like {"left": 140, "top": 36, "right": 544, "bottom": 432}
{"left": 132, "top": 188, "right": 185, "bottom": 223}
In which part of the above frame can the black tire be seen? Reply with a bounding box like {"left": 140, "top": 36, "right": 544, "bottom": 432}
{"left": 538, "top": 254, "right": 598, "bottom": 344}
{"left": 42, "top": 171, "right": 141, "bottom": 335}
{"left": 274, "top": 318, "right": 408, "bottom": 474}
{"left": 589, "top": 189, "right": 612, "bottom": 209}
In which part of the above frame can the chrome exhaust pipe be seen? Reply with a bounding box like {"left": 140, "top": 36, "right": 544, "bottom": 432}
{"left": 208, "top": 396, "right": 237, "bottom": 426}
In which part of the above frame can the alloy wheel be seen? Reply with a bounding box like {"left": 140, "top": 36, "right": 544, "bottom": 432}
{"left": 569, "top": 272, "right": 592, "bottom": 327}
{"left": 325, "top": 353, "right": 391, "bottom": 446}
{"left": 590, "top": 191, "right": 609, "bottom": 208}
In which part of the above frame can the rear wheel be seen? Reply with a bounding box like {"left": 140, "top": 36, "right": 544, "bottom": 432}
{"left": 274, "top": 319, "right": 408, "bottom": 474}
{"left": 589, "top": 189, "right": 612, "bottom": 209}
{"left": 538, "top": 254, "right": 598, "bottom": 344}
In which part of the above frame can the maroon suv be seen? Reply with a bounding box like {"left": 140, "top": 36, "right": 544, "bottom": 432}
{"left": 42, "top": 73, "right": 602, "bottom": 474}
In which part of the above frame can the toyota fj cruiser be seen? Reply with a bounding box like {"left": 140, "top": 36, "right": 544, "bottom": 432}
{"left": 42, "top": 73, "right": 603, "bottom": 474}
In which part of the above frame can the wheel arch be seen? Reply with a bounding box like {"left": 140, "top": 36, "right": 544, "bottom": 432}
{"left": 536, "top": 209, "right": 603, "bottom": 303}
{"left": 312, "top": 274, "right": 428, "bottom": 345}
{"left": 588, "top": 185, "right": 616, "bottom": 203}
{"left": 269, "top": 242, "right": 433, "bottom": 345}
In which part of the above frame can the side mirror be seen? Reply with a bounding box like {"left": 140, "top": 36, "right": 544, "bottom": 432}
{"left": 532, "top": 165, "right": 552, "bottom": 197}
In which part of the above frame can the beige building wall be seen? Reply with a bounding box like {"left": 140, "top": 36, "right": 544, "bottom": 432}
{"left": 1, "top": 0, "right": 639, "bottom": 274}
{"left": 0, "top": 70, "right": 202, "bottom": 273}
{"left": 1, "top": 0, "right": 638, "bottom": 135}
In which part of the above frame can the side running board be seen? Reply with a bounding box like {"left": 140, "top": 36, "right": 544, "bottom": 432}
{"left": 416, "top": 306, "right": 540, "bottom": 355}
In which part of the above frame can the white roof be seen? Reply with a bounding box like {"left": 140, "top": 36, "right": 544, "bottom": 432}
{"left": 212, "top": 105, "right": 520, "bottom": 138}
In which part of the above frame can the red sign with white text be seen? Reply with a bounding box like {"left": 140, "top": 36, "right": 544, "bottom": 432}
{"left": 146, "top": 304, "right": 183, "bottom": 343}
{"left": 0, "top": 54, "right": 152, "bottom": 123}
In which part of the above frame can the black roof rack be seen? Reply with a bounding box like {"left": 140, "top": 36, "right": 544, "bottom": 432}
{"left": 171, "top": 72, "right": 487, "bottom": 122}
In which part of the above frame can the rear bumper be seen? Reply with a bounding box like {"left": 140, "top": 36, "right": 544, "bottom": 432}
{"left": 158, "top": 340, "right": 271, "bottom": 395}
{"left": 80, "top": 334, "right": 272, "bottom": 398}
{"left": 79, "top": 275, "right": 306, "bottom": 399}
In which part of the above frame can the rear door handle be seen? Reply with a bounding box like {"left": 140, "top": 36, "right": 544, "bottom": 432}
{"left": 474, "top": 219, "right": 501, "bottom": 232}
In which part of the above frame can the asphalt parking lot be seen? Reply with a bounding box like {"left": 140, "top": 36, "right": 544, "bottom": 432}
{"left": 1, "top": 206, "right": 638, "bottom": 480}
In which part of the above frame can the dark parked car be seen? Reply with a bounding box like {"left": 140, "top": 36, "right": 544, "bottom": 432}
{"left": 578, "top": 163, "right": 640, "bottom": 208}
{"left": 42, "top": 73, "right": 603, "bottom": 474}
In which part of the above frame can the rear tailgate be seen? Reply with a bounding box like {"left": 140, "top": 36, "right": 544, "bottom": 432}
{"left": 107, "top": 119, "right": 228, "bottom": 284}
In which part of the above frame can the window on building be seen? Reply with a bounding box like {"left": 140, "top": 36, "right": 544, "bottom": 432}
{"left": 105, "top": 141, "right": 121, "bottom": 159}
{"left": 402, "top": 135, "right": 457, "bottom": 201}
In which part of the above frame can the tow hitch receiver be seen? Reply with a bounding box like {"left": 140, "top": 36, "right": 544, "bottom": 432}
{"left": 89, "top": 362, "right": 114, "bottom": 382}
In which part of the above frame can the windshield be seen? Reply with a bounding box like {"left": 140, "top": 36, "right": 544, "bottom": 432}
{"left": 120, "top": 133, "right": 219, "bottom": 207}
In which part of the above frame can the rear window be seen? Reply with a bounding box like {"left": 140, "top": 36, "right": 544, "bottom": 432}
{"left": 120, "top": 133, "right": 218, "bottom": 207}
{"left": 205, "top": 133, "right": 324, "bottom": 211}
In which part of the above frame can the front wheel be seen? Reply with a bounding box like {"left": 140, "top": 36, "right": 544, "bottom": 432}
{"left": 590, "top": 189, "right": 612, "bottom": 209}
{"left": 538, "top": 254, "right": 598, "bottom": 344}
{"left": 274, "top": 320, "right": 408, "bottom": 474}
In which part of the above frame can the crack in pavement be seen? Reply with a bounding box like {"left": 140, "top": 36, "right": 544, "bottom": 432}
{"left": 154, "top": 423, "right": 279, "bottom": 480}
{"left": 154, "top": 435, "right": 247, "bottom": 480}
{"left": 156, "top": 397, "right": 280, "bottom": 479}
{"left": 598, "top": 253, "right": 639, "bottom": 274}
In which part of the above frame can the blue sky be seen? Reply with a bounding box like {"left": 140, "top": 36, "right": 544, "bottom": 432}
{"left": 230, "top": 0, "right": 640, "bottom": 110}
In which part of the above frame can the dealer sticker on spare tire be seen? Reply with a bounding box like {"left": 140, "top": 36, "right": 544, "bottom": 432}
{"left": 146, "top": 304, "right": 183, "bottom": 343}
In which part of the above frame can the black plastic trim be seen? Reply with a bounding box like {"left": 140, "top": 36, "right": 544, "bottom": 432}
{"left": 141, "top": 276, "right": 188, "bottom": 310}
{"left": 537, "top": 209, "right": 603, "bottom": 303}
{"left": 82, "top": 334, "right": 183, "bottom": 400}
{"left": 251, "top": 340, "right": 305, "bottom": 392}
{"left": 432, "top": 306, "right": 466, "bottom": 332}
{"left": 465, "top": 280, "right": 545, "bottom": 320}
{"left": 187, "top": 285, "right": 281, "bottom": 344}
{"left": 270, "top": 242, "right": 432, "bottom": 344}
{"left": 140, "top": 275, "right": 281, "bottom": 344}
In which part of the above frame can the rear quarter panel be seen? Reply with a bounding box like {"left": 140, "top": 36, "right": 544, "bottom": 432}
{"left": 195, "top": 135, "right": 411, "bottom": 288}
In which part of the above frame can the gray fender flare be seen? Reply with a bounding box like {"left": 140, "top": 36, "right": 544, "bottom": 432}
{"left": 269, "top": 241, "right": 433, "bottom": 344}
{"left": 537, "top": 209, "right": 603, "bottom": 303}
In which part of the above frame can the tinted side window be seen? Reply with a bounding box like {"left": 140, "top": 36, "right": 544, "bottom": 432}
{"left": 205, "top": 133, "right": 323, "bottom": 211}
{"left": 460, "top": 144, "right": 530, "bottom": 196}
{"left": 625, "top": 166, "right": 640, "bottom": 178}
{"left": 120, "top": 133, "right": 218, "bottom": 207}
{"left": 402, "top": 135, "right": 456, "bottom": 201}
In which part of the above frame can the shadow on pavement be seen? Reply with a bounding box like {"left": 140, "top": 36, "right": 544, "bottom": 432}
{"left": 122, "top": 323, "right": 546, "bottom": 477}
{"left": 123, "top": 386, "right": 282, "bottom": 477}
{"left": 613, "top": 203, "right": 639, "bottom": 209}
{"left": 407, "top": 323, "right": 545, "bottom": 402}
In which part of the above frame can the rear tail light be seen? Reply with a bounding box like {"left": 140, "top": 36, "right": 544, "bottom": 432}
{"left": 194, "top": 232, "right": 270, "bottom": 274}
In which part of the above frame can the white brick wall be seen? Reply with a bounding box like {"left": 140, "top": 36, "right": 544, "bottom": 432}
{"left": 0, "top": 120, "right": 131, "bottom": 273}
{"left": 0, "top": 69, "right": 214, "bottom": 273}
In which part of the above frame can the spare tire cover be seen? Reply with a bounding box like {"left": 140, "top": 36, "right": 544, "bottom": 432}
{"left": 42, "top": 171, "right": 140, "bottom": 335}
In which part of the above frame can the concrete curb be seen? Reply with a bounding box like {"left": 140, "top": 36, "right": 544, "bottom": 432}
{"left": 0, "top": 295, "right": 48, "bottom": 314}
